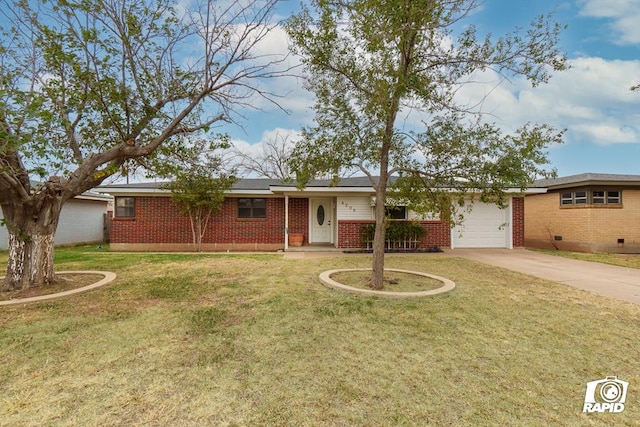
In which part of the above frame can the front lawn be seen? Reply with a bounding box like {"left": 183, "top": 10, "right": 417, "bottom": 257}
{"left": 0, "top": 247, "right": 638, "bottom": 426}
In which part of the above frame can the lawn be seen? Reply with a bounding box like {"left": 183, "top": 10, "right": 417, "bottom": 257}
{"left": 0, "top": 247, "right": 638, "bottom": 426}
{"left": 531, "top": 248, "right": 640, "bottom": 269}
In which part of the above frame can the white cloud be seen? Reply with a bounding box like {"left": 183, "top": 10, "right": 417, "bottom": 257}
{"left": 453, "top": 56, "right": 640, "bottom": 146}
{"left": 231, "top": 127, "right": 301, "bottom": 157}
{"left": 572, "top": 122, "right": 638, "bottom": 143}
{"left": 578, "top": 0, "right": 640, "bottom": 44}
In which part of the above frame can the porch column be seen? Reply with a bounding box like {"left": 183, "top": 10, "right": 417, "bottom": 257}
{"left": 284, "top": 194, "right": 289, "bottom": 251}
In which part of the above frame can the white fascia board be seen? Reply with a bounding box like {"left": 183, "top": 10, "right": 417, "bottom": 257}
{"left": 269, "top": 186, "right": 375, "bottom": 194}
{"left": 427, "top": 187, "right": 547, "bottom": 194}
{"left": 96, "top": 187, "right": 276, "bottom": 197}
{"left": 75, "top": 193, "right": 113, "bottom": 202}
{"left": 227, "top": 190, "right": 278, "bottom": 196}
{"left": 95, "top": 188, "right": 169, "bottom": 196}
{"left": 519, "top": 188, "right": 547, "bottom": 194}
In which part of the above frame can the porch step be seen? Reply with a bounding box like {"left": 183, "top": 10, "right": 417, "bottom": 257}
{"left": 286, "top": 244, "right": 340, "bottom": 253}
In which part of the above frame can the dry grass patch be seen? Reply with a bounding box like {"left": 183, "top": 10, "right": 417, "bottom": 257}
{"left": 330, "top": 269, "right": 444, "bottom": 292}
{"left": 0, "top": 273, "right": 105, "bottom": 301}
{"left": 0, "top": 248, "right": 638, "bottom": 426}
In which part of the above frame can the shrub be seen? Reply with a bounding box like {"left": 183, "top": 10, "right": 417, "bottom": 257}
{"left": 360, "top": 221, "right": 426, "bottom": 251}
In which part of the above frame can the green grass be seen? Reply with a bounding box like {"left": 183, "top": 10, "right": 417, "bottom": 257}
{"left": 0, "top": 246, "right": 638, "bottom": 426}
{"left": 531, "top": 248, "right": 640, "bottom": 269}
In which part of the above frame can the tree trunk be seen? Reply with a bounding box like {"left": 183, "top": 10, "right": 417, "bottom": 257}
{"left": 195, "top": 213, "right": 203, "bottom": 252}
{"left": 371, "top": 188, "right": 388, "bottom": 290}
{"left": 2, "top": 200, "right": 62, "bottom": 291}
{"left": 371, "top": 171, "right": 390, "bottom": 290}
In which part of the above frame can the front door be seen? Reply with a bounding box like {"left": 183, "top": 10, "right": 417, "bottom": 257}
{"left": 310, "top": 198, "right": 333, "bottom": 244}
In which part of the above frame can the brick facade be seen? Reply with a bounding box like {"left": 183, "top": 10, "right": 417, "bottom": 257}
{"left": 337, "top": 220, "right": 451, "bottom": 249}
{"left": 111, "top": 196, "right": 286, "bottom": 251}
{"left": 110, "top": 194, "right": 522, "bottom": 251}
{"left": 525, "top": 190, "right": 640, "bottom": 253}
{"left": 288, "top": 198, "right": 309, "bottom": 244}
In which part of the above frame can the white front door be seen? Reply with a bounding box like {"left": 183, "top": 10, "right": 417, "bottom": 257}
{"left": 310, "top": 198, "right": 333, "bottom": 243}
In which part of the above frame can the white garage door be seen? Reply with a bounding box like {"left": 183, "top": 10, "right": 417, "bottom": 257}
{"left": 452, "top": 200, "right": 511, "bottom": 248}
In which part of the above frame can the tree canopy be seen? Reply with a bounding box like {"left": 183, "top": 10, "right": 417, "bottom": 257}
{"left": 0, "top": 0, "right": 288, "bottom": 290}
{"left": 165, "top": 164, "right": 236, "bottom": 252}
{"left": 286, "top": 0, "right": 567, "bottom": 289}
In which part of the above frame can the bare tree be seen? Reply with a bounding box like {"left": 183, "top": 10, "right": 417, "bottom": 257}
{"left": 231, "top": 131, "right": 295, "bottom": 180}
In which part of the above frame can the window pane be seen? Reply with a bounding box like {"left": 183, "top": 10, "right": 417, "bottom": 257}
{"left": 607, "top": 191, "right": 621, "bottom": 204}
{"left": 574, "top": 191, "right": 587, "bottom": 204}
{"left": 385, "top": 206, "right": 406, "bottom": 219}
{"left": 238, "top": 198, "right": 266, "bottom": 218}
{"left": 592, "top": 191, "right": 605, "bottom": 204}
{"left": 560, "top": 193, "right": 573, "bottom": 205}
{"left": 253, "top": 199, "right": 266, "bottom": 218}
{"left": 238, "top": 198, "right": 252, "bottom": 218}
{"left": 115, "top": 197, "right": 134, "bottom": 217}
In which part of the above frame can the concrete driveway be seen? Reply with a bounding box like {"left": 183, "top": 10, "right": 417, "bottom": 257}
{"left": 447, "top": 248, "right": 640, "bottom": 304}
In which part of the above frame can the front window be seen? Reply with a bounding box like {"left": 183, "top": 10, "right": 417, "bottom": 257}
{"left": 115, "top": 197, "right": 135, "bottom": 218}
{"left": 238, "top": 198, "right": 266, "bottom": 218}
{"left": 385, "top": 206, "right": 407, "bottom": 220}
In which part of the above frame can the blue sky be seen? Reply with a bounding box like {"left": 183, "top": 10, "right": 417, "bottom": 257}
{"left": 226, "top": 0, "right": 640, "bottom": 178}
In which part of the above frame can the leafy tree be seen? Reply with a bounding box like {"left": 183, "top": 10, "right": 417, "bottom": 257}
{"left": 165, "top": 166, "right": 236, "bottom": 253}
{"left": 0, "top": 0, "right": 288, "bottom": 290}
{"left": 286, "top": 0, "right": 567, "bottom": 289}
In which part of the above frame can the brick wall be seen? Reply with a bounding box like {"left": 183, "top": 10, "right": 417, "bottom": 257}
{"left": 288, "top": 198, "right": 309, "bottom": 244}
{"left": 525, "top": 190, "right": 640, "bottom": 253}
{"left": 111, "top": 196, "right": 287, "bottom": 251}
{"left": 512, "top": 196, "right": 525, "bottom": 247}
{"left": 110, "top": 195, "right": 520, "bottom": 251}
{"left": 337, "top": 220, "right": 451, "bottom": 249}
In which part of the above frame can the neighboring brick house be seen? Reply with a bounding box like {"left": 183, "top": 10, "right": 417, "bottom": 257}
{"left": 98, "top": 177, "right": 528, "bottom": 251}
{"left": 525, "top": 173, "right": 640, "bottom": 253}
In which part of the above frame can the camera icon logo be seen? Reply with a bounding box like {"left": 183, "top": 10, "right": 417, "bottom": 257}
{"left": 583, "top": 376, "right": 629, "bottom": 413}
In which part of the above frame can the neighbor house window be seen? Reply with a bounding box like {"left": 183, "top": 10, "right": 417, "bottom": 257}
{"left": 560, "top": 190, "right": 622, "bottom": 206}
{"left": 560, "top": 191, "right": 586, "bottom": 205}
{"left": 238, "top": 198, "right": 266, "bottom": 218}
{"left": 115, "top": 196, "right": 135, "bottom": 217}
{"left": 385, "top": 206, "right": 407, "bottom": 220}
{"left": 606, "top": 191, "right": 621, "bottom": 204}
{"left": 591, "top": 191, "right": 606, "bottom": 204}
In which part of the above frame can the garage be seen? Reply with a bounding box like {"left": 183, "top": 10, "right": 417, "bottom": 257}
{"left": 451, "top": 199, "right": 511, "bottom": 248}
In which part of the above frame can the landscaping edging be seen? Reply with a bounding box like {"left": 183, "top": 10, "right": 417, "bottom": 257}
{"left": 0, "top": 271, "right": 117, "bottom": 306}
{"left": 319, "top": 268, "right": 455, "bottom": 298}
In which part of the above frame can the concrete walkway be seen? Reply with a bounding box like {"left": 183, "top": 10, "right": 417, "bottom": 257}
{"left": 447, "top": 249, "right": 640, "bottom": 305}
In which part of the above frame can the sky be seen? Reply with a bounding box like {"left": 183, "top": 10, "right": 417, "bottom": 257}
{"left": 226, "top": 0, "right": 640, "bottom": 178}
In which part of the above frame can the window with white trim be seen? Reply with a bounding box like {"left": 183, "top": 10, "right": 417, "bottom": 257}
{"left": 560, "top": 190, "right": 622, "bottom": 206}
{"left": 114, "top": 196, "right": 135, "bottom": 217}
{"left": 385, "top": 206, "right": 407, "bottom": 220}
